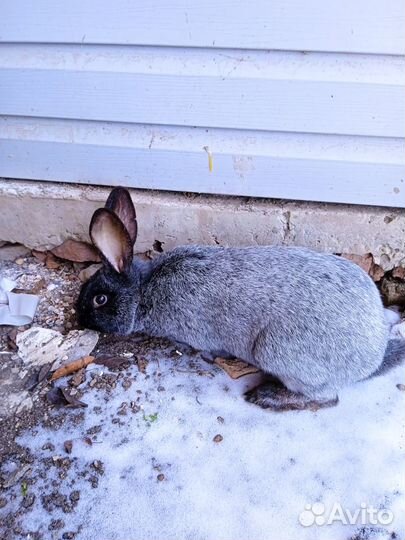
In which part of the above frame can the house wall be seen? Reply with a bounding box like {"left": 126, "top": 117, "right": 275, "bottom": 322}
{"left": 0, "top": 1, "right": 404, "bottom": 207}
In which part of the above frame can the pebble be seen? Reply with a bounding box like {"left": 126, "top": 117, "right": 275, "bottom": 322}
{"left": 213, "top": 434, "right": 223, "bottom": 443}
{"left": 157, "top": 473, "right": 165, "bottom": 481}
{"left": 22, "top": 493, "right": 36, "bottom": 508}
{"left": 49, "top": 519, "right": 65, "bottom": 531}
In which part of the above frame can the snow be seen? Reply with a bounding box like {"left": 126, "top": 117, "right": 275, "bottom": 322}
{"left": 11, "top": 325, "right": 405, "bottom": 540}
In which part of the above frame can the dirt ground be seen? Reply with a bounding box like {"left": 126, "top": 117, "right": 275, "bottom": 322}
{"left": 1, "top": 251, "right": 404, "bottom": 540}
{"left": 0, "top": 254, "right": 217, "bottom": 539}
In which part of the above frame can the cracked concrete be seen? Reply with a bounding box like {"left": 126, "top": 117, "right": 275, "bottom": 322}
{"left": 0, "top": 179, "right": 404, "bottom": 270}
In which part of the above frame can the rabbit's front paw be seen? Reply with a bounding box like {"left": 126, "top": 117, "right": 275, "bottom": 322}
{"left": 245, "top": 381, "right": 338, "bottom": 412}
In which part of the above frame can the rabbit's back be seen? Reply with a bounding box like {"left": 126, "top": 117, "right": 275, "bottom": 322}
{"left": 139, "top": 245, "right": 388, "bottom": 384}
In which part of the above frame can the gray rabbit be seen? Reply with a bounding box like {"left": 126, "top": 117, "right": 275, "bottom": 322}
{"left": 77, "top": 188, "right": 404, "bottom": 411}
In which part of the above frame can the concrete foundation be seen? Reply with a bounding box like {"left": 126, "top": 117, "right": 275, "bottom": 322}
{"left": 0, "top": 179, "right": 404, "bottom": 270}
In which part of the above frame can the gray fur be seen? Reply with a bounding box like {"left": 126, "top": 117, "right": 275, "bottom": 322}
{"left": 77, "top": 188, "right": 403, "bottom": 408}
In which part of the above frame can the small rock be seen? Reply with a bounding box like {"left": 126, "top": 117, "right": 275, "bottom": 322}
{"left": 91, "top": 460, "right": 105, "bottom": 475}
{"left": 217, "top": 416, "right": 225, "bottom": 424}
{"left": 64, "top": 440, "right": 73, "bottom": 454}
{"left": 70, "top": 369, "right": 86, "bottom": 387}
{"left": 69, "top": 490, "right": 80, "bottom": 503}
{"left": 48, "top": 519, "right": 65, "bottom": 531}
{"left": 122, "top": 378, "right": 132, "bottom": 390}
{"left": 117, "top": 402, "right": 128, "bottom": 416}
{"left": 0, "top": 497, "right": 7, "bottom": 508}
{"left": 396, "top": 383, "right": 405, "bottom": 391}
{"left": 42, "top": 442, "right": 55, "bottom": 452}
{"left": 22, "top": 493, "right": 36, "bottom": 508}
{"left": 16, "top": 327, "right": 99, "bottom": 369}
{"left": 63, "top": 533, "right": 76, "bottom": 540}
{"left": 0, "top": 243, "right": 30, "bottom": 261}
{"left": 213, "top": 434, "right": 223, "bottom": 443}
{"left": 157, "top": 473, "right": 165, "bottom": 482}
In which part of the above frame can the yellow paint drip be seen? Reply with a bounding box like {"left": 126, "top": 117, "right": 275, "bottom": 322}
{"left": 203, "top": 146, "right": 213, "bottom": 172}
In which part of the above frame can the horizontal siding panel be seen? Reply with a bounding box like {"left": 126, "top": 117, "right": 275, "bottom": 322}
{"left": 1, "top": 117, "right": 404, "bottom": 207}
{"left": 1, "top": 48, "right": 404, "bottom": 137}
{"left": 2, "top": 0, "right": 405, "bottom": 55}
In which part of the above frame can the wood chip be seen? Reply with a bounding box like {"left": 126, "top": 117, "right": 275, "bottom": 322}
{"left": 214, "top": 357, "right": 260, "bottom": 379}
{"left": 51, "top": 239, "right": 101, "bottom": 263}
{"left": 50, "top": 356, "right": 95, "bottom": 381}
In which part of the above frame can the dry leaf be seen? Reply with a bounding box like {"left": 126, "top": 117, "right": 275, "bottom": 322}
{"left": 137, "top": 357, "right": 148, "bottom": 374}
{"left": 46, "top": 387, "right": 67, "bottom": 406}
{"left": 50, "top": 356, "right": 95, "bottom": 381}
{"left": 31, "top": 249, "right": 48, "bottom": 263}
{"left": 6, "top": 328, "right": 18, "bottom": 351}
{"left": 341, "top": 253, "right": 384, "bottom": 282}
{"left": 27, "top": 363, "right": 51, "bottom": 390}
{"left": 61, "top": 387, "right": 88, "bottom": 408}
{"left": 45, "top": 252, "right": 61, "bottom": 269}
{"left": 94, "top": 356, "right": 130, "bottom": 369}
{"left": 38, "top": 363, "right": 52, "bottom": 384}
{"left": 78, "top": 263, "right": 102, "bottom": 282}
{"left": 392, "top": 267, "right": 405, "bottom": 280}
{"left": 51, "top": 240, "right": 101, "bottom": 263}
{"left": 214, "top": 357, "right": 260, "bottom": 379}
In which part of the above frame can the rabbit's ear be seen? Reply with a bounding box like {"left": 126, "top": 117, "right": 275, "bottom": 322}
{"left": 90, "top": 208, "right": 133, "bottom": 273}
{"left": 105, "top": 187, "right": 137, "bottom": 246}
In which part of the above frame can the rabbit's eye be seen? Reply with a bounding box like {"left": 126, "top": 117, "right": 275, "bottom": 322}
{"left": 93, "top": 294, "right": 108, "bottom": 307}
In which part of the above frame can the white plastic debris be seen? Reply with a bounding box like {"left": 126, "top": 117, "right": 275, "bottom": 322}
{"left": 0, "top": 276, "right": 39, "bottom": 326}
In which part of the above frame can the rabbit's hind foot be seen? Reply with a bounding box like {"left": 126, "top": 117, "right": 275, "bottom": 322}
{"left": 245, "top": 379, "right": 338, "bottom": 412}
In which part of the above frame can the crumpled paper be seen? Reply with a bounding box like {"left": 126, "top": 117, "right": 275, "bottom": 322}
{"left": 0, "top": 276, "right": 39, "bottom": 326}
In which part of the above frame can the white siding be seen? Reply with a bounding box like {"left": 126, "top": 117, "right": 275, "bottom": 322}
{"left": 0, "top": 1, "right": 404, "bottom": 207}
